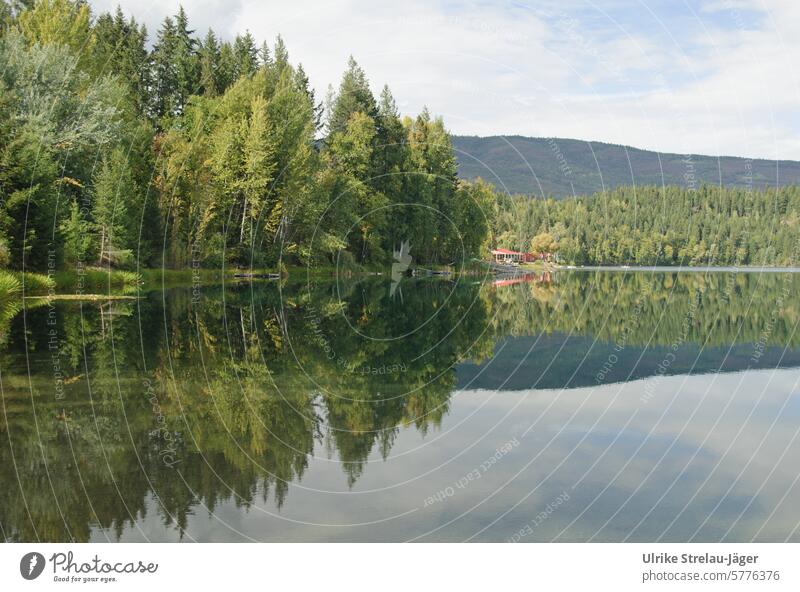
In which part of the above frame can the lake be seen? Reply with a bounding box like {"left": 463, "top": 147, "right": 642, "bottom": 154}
{"left": 2, "top": 270, "right": 799, "bottom": 542}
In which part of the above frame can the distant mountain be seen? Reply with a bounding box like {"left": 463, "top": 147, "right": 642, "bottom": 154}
{"left": 451, "top": 135, "right": 800, "bottom": 198}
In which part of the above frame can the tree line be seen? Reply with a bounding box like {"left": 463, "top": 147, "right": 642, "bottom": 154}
{"left": 3, "top": 1, "right": 799, "bottom": 276}
{"left": 493, "top": 183, "right": 800, "bottom": 267}
{"left": 0, "top": 0, "right": 493, "bottom": 273}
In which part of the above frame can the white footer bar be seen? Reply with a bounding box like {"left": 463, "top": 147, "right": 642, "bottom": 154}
{"left": 1, "top": 543, "right": 797, "bottom": 590}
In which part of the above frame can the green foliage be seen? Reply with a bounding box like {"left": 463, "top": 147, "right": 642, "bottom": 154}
{"left": 451, "top": 178, "right": 495, "bottom": 258}
{"left": 0, "top": 23, "right": 128, "bottom": 269}
{"left": 17, "top": 0, "right": 93, "bottom": 69}
{"left": 494, "top": 184, "right": 800, "bottom": 266}
{"left": 93, "top": 6, "right": 150, "bottom": 113}
{"left": 149, "top": 12, "right": 198, "bottom": 120}
{"left": 0, "top": 269, "right": 53, "bottom": 344}
{"left": 0, "top": 268, "right": 20, "bottom": 303}
{"left": 0, "top": 269, "right": 21, "bottom": 345}
{"left": 198, "top": 28, "right": 222, "bottom": 96}
{"left": 326, "top": 56, "right": 377, "bottom": 135}
{"left": 157, "top": 59, "right": 317, "bottom": 268}
{"left": 59, "top": 201, "right": 93, "bottom": 267}
{"left": 53, "top": 268, "right": 141, "bottom": 293}
{"left": 0, "top": 228, "right": 10, "bottom": 267}
{"left": 20, "top": 270, "right": 55, "bottom": 293}
{"left": 530, "top": 231, "right": 557, "bottom": 254}
{"left": 0, "top": 2, "right": 491, "bottom": 276}
{"left": 92, "top": 148, "right": 137, "bottom": 265}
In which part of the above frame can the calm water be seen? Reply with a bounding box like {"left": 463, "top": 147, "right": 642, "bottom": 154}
{"left": 2, "top": 270, "right": 800, "bottom": 542}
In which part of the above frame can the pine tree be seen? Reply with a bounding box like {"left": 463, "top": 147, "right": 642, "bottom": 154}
{"left": 233, "top": 32, "right": 258, "bottom": 80}
{"left": 327, "top": 57, "right": 377, "bottom": 136}
{"left": 93, "top": 7, "right": 150, "bottom": 115}
{"left": 374, "top": 85, "right": 407, "bottom": 247}
{"left": 295, "top": 64, "right": 322, "bottom": 131}
{"left": 60, "top": 201, "right": 93, "bottom": 268}
{"left": 150, "top": 16, "right": 178, "bottom": 119}
{"left": 198, "top": 29, "right": 221, "bottom": 96}
{"left": 173, "top": 6, "right": 199, "bottom": 111}
{"left": 218, "top": 41, "right": 236, "bottom": 91}
{"left": 273, "top": 35, "right": 289, "bottom": 73}
{"left": 258, "top": 41, "right": 272, "bottom": 69}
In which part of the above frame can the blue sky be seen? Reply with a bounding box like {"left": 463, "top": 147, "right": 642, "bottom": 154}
{"left": 90, "top": 0, "right": 800, "bottom": 159}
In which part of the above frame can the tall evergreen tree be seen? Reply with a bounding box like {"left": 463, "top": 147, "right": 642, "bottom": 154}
{"left": 93, "top": 7, "right": 150, "bottom": 115}
{"left": 273, "top": 35, "right": 289, "bottom": 73}
{"left": 326, "top": 56, "right": 377, "bottom": 136}
{"left": 295, "top": 63, "right": 322, "bottom": 131}
{"left": 218, "top": 40, "right": 236, "bottom": 91}
{"left": 173, "top": 6, "right": 199, "bottom": 111}
{"left": 150, "top": 16, "right": 178, "bottom": 119}
{"left": 233, "top": 32, "right": 258, "bottom": 80}
{"left": 198, "top": 28, "right": 221, "bottom": 96}
{"left": 258, "top": 41, "right": 271, "bottom": 68}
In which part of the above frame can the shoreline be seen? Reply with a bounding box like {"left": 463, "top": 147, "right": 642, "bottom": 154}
{"left": 6, "top": 263, "right": 800, "bottom": 304}
{"left": 558, "top": 265, "right": 800, "bottom": 273}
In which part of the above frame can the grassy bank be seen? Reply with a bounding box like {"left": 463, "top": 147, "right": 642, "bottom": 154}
{"left": 2, "top": 267, "right": 292, "bottom": 301}
{"left": 54, "top": 269, "right": 142, "bottom": 294}
{"left": 0, "top": 270, "right": 55, "bottom": 299}
{"left": 2, "top": 259, "right": 482, "bottom": 303}
{"left": 1, "top": 268, "right": 139, "bottom": 299}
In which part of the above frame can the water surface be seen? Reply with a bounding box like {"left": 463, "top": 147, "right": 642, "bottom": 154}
{"left": 1, "top": 270, "right": 799, "bottom": 542}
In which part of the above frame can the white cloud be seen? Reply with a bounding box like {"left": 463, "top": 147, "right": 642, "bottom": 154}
{"left": 89, "top": 0, "right": 800, "bottom": 159}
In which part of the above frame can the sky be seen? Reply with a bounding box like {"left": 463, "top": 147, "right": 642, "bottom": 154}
{"left": 88, "top": 0, "right": 800, "bottom": 160}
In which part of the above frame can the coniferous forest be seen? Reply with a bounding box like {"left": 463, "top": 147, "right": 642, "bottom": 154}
{"left": 492, "top": 185, "right": 800, "bottom": 266}
{"left": 1, "top": 0, "right": 800, "bottom": 279}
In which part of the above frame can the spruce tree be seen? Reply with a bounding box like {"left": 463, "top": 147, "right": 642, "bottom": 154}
{"left": 150, "top": 16, "right": 178, "bottom": 119}
{"left": 327, "top": 57, "right": 377, "bottom": 136}
{"left": 233, "top": 32, "right": 258, "bottom": 80}
{"left": 173, "top": 6, "right": 199, "bottom": 111}
{"left": 199, "top": 29, "right": 221, "bottom": 96}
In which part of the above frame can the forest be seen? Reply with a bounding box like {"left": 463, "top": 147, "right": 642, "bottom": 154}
{"left": 1, "top": 0, "right": 799, "bottom": 287}
{"left": 493, "top": 184, "right": 800, "bottom": 266}
{"left": 0, "top": 0, "right": 493, "bottom": 276}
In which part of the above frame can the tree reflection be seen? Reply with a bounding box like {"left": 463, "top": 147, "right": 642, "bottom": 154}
{"left": 1, "top": 271, "right": 799, "bottom": 540}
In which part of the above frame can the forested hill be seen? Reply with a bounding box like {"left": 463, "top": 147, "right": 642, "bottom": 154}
{"left": 452, "top": 135, "right": 800, "bottom": 198}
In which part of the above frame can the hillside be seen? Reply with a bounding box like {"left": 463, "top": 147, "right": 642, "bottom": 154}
{"left": 452, "top": 135, "right": 800, "bottom": 198}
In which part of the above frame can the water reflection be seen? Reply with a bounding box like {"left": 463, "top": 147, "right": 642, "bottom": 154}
{"left": 1, "top": 271, "right": 799, "bottom": 541}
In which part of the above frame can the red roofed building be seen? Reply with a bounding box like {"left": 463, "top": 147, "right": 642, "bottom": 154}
{"left": 490, "top": 248, "right": 540, "bottom": 264}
